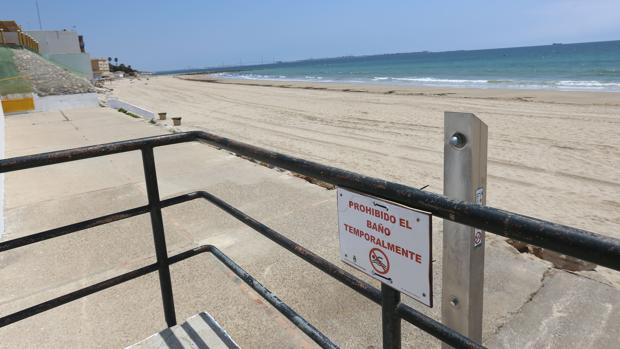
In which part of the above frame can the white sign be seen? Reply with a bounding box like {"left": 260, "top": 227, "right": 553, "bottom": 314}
{"left": 337, "top": 187, "right": 433, "bottom": 307}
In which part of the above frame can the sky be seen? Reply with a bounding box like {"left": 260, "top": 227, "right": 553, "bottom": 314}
{"left": 4, "top": 0, "right": 620, "bottom": 72}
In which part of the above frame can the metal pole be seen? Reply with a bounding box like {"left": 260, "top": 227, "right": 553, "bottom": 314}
{"left": 441, "top": 112, "right": 487, "bottom": 348}
{"left": 381, "top": 284, "right": 401, "bottom": 349}
{"left": 141, "top": 147, "right": 177, "bottom": 327}
{"left": 36, "top": 0, "right": 43, "bottom": 30}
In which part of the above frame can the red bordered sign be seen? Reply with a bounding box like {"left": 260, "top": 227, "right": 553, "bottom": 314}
{"left": 337, "top": 187, "right": 433, "bottom": 307}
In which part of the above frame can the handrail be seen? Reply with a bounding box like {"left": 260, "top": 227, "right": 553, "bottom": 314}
{"left": 0, "top": 190, "right": 484, "bottom": 349}
{"left": 1, "top": 131, "right": 619, "bottom": 270}
{"left": 0, "top": 243, "right": 338, "bottom": 349}
{"left": 1, "top": 130, "right": 619, "bottom": 348}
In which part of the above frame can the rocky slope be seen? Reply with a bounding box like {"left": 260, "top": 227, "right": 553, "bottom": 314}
{"left": 11, "top": 48, "right": 95, "bottom": 96}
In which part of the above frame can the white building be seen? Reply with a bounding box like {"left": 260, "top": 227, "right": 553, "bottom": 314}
{"left": 25, "top": 30, "right": 93, "bottom": 79}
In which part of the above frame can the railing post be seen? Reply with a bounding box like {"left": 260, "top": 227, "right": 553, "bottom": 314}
{"left": 381, "top": 284, "right": 401, "bottom": 349}
{"left": 141, "top": 147, "right": 177, "bottom": 327}
{"left": 441, "top": 112, "right": 487, "bottom": 348}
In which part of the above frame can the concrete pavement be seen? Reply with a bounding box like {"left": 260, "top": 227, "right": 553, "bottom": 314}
{"left": 487, "top": 270, "right": 620, "bottom": 348}
{"left": 0, "top": 106, "right": 618, "bottom": 348}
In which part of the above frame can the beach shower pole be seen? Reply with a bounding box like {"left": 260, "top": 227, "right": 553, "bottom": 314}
{"left": 441, "top": 112, "right": 487, "bottom": 348}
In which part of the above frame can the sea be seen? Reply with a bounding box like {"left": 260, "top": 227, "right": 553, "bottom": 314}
{"left": 167, "top": 40, "right": 619, "bottom": 92}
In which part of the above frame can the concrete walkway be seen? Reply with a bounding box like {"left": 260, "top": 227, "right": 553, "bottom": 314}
{"left": 1, "top": 106, "right": 618, "bottom": 348}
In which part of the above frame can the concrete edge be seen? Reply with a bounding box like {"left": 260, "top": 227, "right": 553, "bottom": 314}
{"left": 34, "top": 93, "right": 99, "bottom": 113}
{"left": 108, "top": 97, "right": 155, "bottom": 119}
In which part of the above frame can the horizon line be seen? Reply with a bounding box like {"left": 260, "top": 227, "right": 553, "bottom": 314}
{"left": 155, "top": 38, "right": 620, "bottom": 74}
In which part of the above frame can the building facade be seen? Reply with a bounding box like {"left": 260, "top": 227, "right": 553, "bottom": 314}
{"left": 91, "top": 58, "right": 110, "bottom": 78}
{"left": 25, "top": 30, "right": 93, "bottom": 79}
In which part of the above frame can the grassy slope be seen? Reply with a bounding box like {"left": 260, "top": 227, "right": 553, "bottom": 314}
{"left": 0, "top": 47, "right": 33, "bottom": 95}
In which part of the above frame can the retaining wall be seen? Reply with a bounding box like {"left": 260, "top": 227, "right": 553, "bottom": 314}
{"left": 108, "top": 97, "right": 155, "bottom": 119}
{"left": 34, "top": 93, "right": 99, "bottom": 112}
{"left": 1, "top": 94, "right": 35, "bottom": 114}
{"left": 46, "top": 53, "right": 94, "bottom": 79}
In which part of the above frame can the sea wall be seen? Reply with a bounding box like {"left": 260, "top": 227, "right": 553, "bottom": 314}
{"left": 107, "top": 97, "right": 155, "bottom": 119}
{"left": 34, "top": 93, "right": 99, "bottom": 112}
{"left": 46, "top": 53, "right": 94, "bottom": 79}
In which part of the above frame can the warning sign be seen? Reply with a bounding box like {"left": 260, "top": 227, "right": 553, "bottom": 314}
{"left": 337, "top": 187, "right": 433, "bottom": 307}
{"left": 369, "top": 248, "right": 390, "bottom": 274}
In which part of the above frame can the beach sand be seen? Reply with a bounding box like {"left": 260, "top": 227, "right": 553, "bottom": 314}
{"left": 108, "top": 75, "right": 620, "bottom": 281}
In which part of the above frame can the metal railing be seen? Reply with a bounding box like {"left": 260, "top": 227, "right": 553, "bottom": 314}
{"left": 1, "top": 131, "right": 619, "bottom": 348}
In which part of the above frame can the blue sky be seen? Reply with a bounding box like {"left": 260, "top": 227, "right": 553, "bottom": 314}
{"left": 4, "top": 0, "right": 620, "bottom": 71}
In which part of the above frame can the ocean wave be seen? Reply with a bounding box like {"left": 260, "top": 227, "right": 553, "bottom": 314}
{"left": 214, "top": 73, "right": 337, "bottom": 83}
{"left": 370, "top": 77, "right": 620, "bottom": 91}
{"left": 557, "top": 80, "right": 620, "bottom": 88}
{"left": 371, "top": 76, "right": 512, "bottom": 87}
{"left": 384, "top": 77, "right": 489, "bottom": 84}
{"left": 486, "top": 80, "right": 514, "bottom": 84}
{"left": 213, "top": 72, "right": 620, "bottom": 91}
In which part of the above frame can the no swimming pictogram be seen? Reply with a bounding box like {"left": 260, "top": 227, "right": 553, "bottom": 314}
{"left": 369, "top": 248, "right": 390, "bottom": 274}
{"left": 338, "top": 187, "right": 433, "bottom": 307}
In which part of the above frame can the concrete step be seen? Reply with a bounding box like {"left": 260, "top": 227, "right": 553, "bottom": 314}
{"left": 126, "top": 312, "right": 240, "bottom": 349}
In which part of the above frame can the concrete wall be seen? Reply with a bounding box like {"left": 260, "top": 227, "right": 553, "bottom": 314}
{"left": 0, "top": 99, "right": 4, "bottom": 237}
{"left": 1, "top": 93, "right": 98, "bottom": 114}
{"left": 24, "top": 31, "right": 93, "bottom": 78}
{"left": 47, "top": 53, "right": 94, "bottom": 79}
{"left": 25, "top": 30, "right": 81, "bottom": 55}
{"left": 108, "top": 97, "right": 155, "bottom": 119}
{"left": 34, "top": 93, "right": 99, "bottom": 113}
{"left": 1, "top": 94, "right": 35, "bottom": 114}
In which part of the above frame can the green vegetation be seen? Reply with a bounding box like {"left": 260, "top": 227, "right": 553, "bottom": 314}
{"left": 109, "top": 63, "right": 138, "bottom": 75}
{"left": 0, "top": 47, "right": 33, "bottom": 95}
{"left": 107, "top": 57, "right": 138, "bottom": 76}
{"left": 117, "top": 107, "right": 141, "bottom": 118}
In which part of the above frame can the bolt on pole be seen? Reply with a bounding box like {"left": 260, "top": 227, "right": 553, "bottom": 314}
{"left": 441, "top": 112, "right": 487, "bottom": 348}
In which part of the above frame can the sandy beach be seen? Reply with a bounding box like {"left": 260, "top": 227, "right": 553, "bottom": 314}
{"left": 108, "top": 75, "right": 620, "bottom": 280}
{"left": 3, "top": 74, "right": 620, "bottom": 348}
